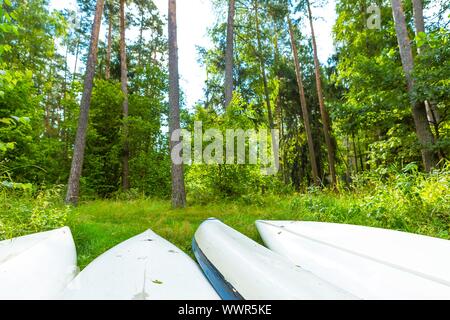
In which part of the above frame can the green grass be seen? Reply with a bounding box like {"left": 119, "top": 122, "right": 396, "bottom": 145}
{"left": 68, "top": 197, "right": 288, "bottom": 269}
{"left": 67, "top": 192, "right": 449, "bottom": 269}
{"left": 2, "top": 167, "right": 449, "bottom": 270}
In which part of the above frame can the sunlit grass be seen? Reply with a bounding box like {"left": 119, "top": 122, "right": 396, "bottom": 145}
{"left": 2, "top": 168, "right": 449, "bottom": 270}
{"left": 67, "top": 190, "right": 449, "bottom": 269}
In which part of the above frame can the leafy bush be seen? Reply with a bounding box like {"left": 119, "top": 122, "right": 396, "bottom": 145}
{"left": 356, "top": 163, "right": 450, "bottom": 236}
{"left": 284, "top": 163, "right": 450, "bottom": 239}
{"left": 112, "top": 188, "right": 145, "bottom": 201}
{"left": 0, "top": 185, "right": 71, "bottom": 240}
{"left": 186, "top": 95, "right": 286, "bottom": 204}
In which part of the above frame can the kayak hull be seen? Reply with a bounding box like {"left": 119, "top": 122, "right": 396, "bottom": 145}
{"left": 256, "top": 221, "right": 450, "bottom": 300}
{"left": 194, "top": 218, "right": 356, "bottom": 300}
{"left": 62, "top": 229, "right": 219, "bottom": 300}
{"left": 0, "top": 227, "right": 78, "bottom": 300}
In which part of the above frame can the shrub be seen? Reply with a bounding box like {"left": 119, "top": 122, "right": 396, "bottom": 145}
{"left": 0, "top": 185, "right": 71, "bottom": 240}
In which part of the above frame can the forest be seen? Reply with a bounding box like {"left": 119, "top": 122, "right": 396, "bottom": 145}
{"left": 0, "top": 0, "right": 449, "bottom": 267}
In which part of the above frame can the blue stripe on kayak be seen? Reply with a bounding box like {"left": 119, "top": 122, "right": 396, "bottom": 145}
{"left": 192, "top": 238, "right": 244, "bottom": 301}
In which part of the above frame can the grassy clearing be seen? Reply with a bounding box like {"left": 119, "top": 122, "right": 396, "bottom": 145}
{"left": 67, "top": 191, "right": 449, "bottom": 269}
{"left": 68, "top": 197, "right": 289, "bottom": 269}
{"left": 2, "top": 167, "right": 449, "bottom": 269}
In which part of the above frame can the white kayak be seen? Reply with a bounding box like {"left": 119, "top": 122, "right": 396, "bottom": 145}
{"left": 0, "top": 227, "right": 78, "bottom": 300}
{"left": 193, "top": 218, "right": 356, "bottom": 300}
{"left": 256, "top": 221, "right": 450, "bottom": 300}
{"left": 61, "top": 229, "right": 219, "bottom": 300}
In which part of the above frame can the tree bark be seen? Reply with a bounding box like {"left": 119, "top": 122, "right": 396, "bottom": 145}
{"left": 138, "top": 8, "right": 145, "bottom": 68}
{"left": 288, "top": 18, "right": 319, "bottom": 185}
{"left": 120, "top": 0, "right": 130, "bottom": 191}
{"left": 71, "top": 14, "right": 84, "bottom": 84}
{"left": 254, "top": 0, "right": 278, "bottom": 172}
{"left": 391, "top": 0, "right": 436, "bottom": 171}
{"left": 306, "top": 0, "right": 337, "bottom": 188}
{"left": 105, "top": 4, "right": 112, "bottom": 80}
{"left": 273, "top": 28, "right": 284, "bottom": 174}
{"left": 72, "top": 39, "right": 80, "bottom": 84}
{"left": 224, "top": 0, "right": 236, "bottom": 109}
{"left": 412, "top": 0, "right": 442, "bottom": 147}
{"left": 254, "top": 1, "right": 274, "bottom": 131}
{"left": 168, "top": 0, "right": 187, "bottom": 208}
{"left": 63, "top": 43, "right": 69, "bottom": 162}
{"left": 412, "top": 0, "right": 425, "bottom": 36}
{"left": 66, "top": 0, "right": 105, "bottom": 205}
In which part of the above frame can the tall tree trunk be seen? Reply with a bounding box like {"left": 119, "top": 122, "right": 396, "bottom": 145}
{"left": 412, "top": 0, "right": 425, "bottom": 39}
{"left": 352, "top": 132, "right": 358, "bottom": 172}
{"left": 72, "top": 40, "right": 80, "bottom": 84}
{"left": 306, "top": 0, "right": 337, "bottom": 187}
{"left": 344, "top": 136, "right": 351, "bottom": 176}
{"left": 391, "top": 0, "right": 436, "bottom": 171}
{"left": 105, "top": 5, "right": 112, "bottom": 80}
{"left": 63, "top": 43, "right": 69, "bottom": 99}
{"left": 71, "top": 14, "right": 84, "bottom": 84}
{"left": 273, "top": 28, "right": 284, "bottom": 174}
{"left": 168, "top": 0, "right": 186, "bottom": 208}
{"left": 357, "top": 134, "right": 364, "bottom": 171}
{"left": 120, "top": 0, "right": 130, "bottom": 190}
{"left": 138, "top": 9, "right": 144, "bottom": 69}
{"left": 254, "top": 1, "right": 274, "bottom": 130}
{"left": 288, "top": 18, "right": 319, "bottom": 185}
{"left": 44, "top": 64, "right": 53, "bottom": 137}
{"left": 412, "top": 0, "right": 442, "bottom": 154}
{"left": 63, "top": 43, "right": 69, "bottom": 162}
{"left": 66, "top": 0, "right": 105, "bottom": 205}
{"left": 254, "top": 0, "right": 278, "bottom": 171}
{"left": 224, "top": 0, "right": 236, "bottom": 109}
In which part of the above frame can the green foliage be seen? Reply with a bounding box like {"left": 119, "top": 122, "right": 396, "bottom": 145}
{"left": 414, "top": 28, "right": 450, "bottom": 150}
{"left": 1, "top": 0, "right": 166, "bottom": 199}
{"left": 186, "top": 95, "right": 284, "bottom": 203}
{"left": 346, "top": 163, "right": 450, "bottom": 236}
{"left": 0, "top": 0, "right": 60, "bottom": 187}
{"left": 82, "top": 80, "right": 124, "bottom": 197}
{"left": 0, "top": 185, "right": 70, "bottom": 240}
{"left": 80, "top": 78, "right": 170, "bottom": 199}
{"left": 28, "top": 187, "right": 71, "bottom": 231}
{"left": 331, "top": 0, "right": 450, "bottom": 173}
{"left": 0, "top": 113, "right": 35, "bottom": 190}
{"left": 127, "top": 94, "right": 170, "bottom": 198}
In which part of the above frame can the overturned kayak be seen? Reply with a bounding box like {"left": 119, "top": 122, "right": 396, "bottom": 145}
{"left": 0, "top": 227, "right": 78, "bottom": 300}
{"left": 256, "top": 221, "right": 450, "bottom": 300}
{"left": 61, "top": 229, "right": 219, "bottom": 300}
{"left": 193, "top": 218, "right": 356, "bottom": 300}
